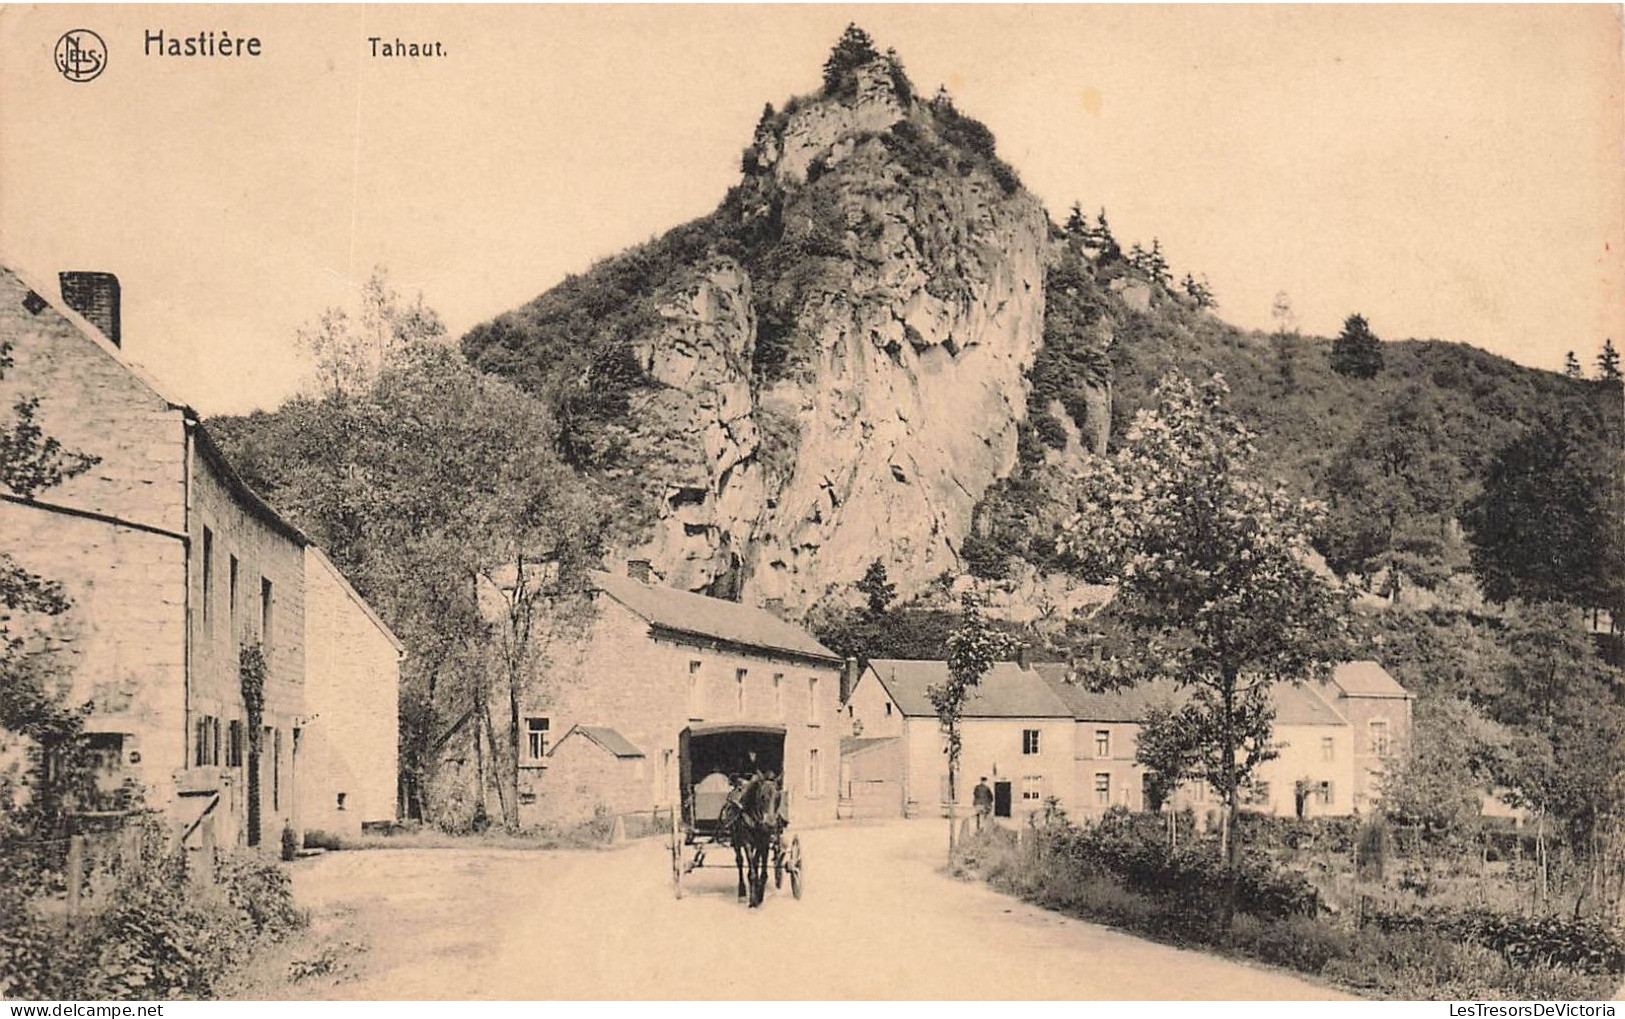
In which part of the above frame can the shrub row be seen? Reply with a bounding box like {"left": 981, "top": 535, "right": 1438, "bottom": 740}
{"left": 1371, "top": 906, "right": 1625, "bottom": 975}
{"left": 0, "top": 823, "right": 306, "bottom": 999}
{"left": 1042, "top": 807, "right": 1323, "bottom": 921}
{"left": 955, "top": 823, "right": 1621, "bottom": 999}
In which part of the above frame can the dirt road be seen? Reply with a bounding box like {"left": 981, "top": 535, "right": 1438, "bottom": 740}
{"left": 249, "top": 819, "right": 1351, "bottom": 1000}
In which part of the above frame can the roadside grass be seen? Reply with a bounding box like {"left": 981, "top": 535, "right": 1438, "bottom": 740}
{"left": 953, "top": 823, "right": 1620, "bottom": 1001}
{"left": 302, "top": 807, "right": 672, "bottom": 854}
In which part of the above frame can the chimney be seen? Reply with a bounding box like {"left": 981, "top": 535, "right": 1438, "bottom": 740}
{"left": 762, "top": 597, "right": 785, "bottom": 619}
{"left": 1017, "top": 646, "right": 1030, "bottom": 670}
{"left": 59, "top": 272, "right": 121, "bottom": 347}
{"left": 626, "top": 559, "right": 652, "bottom": 584}
{"left": 841, "top": 657, "right": 860, "bottom": 704}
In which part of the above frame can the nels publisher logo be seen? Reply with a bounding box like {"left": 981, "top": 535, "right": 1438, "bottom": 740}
{"left": 55, "top": 28, "right": 106, "bottom": 82}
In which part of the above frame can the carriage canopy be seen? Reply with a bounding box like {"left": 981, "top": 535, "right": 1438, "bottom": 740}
{"left": 679, "top": 723, "right": 787, "bottom": 832}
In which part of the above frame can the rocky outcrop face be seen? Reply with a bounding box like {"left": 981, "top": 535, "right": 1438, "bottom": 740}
{"left": 618, "top": 61, "right": 1049, "bottom": 611}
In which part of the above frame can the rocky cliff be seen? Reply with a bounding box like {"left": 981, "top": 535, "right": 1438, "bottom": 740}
{"left": 463, "top": 54, "right": 1048, "bottom": 612}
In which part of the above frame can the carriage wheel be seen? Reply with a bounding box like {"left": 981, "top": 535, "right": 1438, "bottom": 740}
{"left": 787, "top": 835, "right": 803, "bottom": 900}
{"left": 670, "top": 812, "right": 684, "bottom": 900}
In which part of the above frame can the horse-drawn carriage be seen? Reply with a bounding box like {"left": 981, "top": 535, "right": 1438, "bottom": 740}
{"left": 670, "top": 722, "right": 803, "bottom": 905}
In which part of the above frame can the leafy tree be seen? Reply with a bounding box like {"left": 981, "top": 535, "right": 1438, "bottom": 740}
{"left": 1319, "top": 387, "right": 1464, "bottom": 592}
{"left": 1380, "top": 696, "right": 1509, "bottom": 854}
{"left": 1491, "top": 603, "right": 1625, "bottom": 912}
{"left": 1464, "top": 413, "right": 1624, "bottom": 620}
{"left": 822, "top": 24, "right": 880, "bottom": 99}
{"left": 1598, "top": 339, "right": 1621, "bottom": 382}
{"left": 214, "top": 293, "right": 608, "bottom": 830}
{"left": 1565, "top": 351, "right": 1585, "bottom": 378}
{"left": 297, "top": 267, "right": 446, "bottom": 399}
{"left": 929, "top": 592, "right": 1019, "bottom": 852}
{"left": 856, "top": 559, "right": 896, "bottom": 617}
{"left": 1060, "top": 372, "right": 1351, "bottom": 878}
{"left": 1330, "top": 313, "right": 1384, "bottom": 379}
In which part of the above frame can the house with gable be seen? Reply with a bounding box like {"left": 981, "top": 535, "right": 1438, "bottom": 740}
{"left": 0, "top": 263, "right": 400, "bottom": 850}
{"left": 515, "top": 564, "right": 845, "bottom": 828}
{"left": 842, "top": 657, "right": 1076, "bottom": 820}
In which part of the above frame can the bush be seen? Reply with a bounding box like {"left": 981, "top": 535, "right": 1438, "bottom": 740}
{"left": 0, "top": 820, "right": 306, "bottom": 999}
{"left": 301, "top": 828, "right": 343, "bottom": 851}
{"left": 1370, "top": 906, "right": 1625, "bottom": 975}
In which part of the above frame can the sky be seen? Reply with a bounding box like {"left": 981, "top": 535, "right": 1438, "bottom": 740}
{"left": 1, "top": 4, "right": 1620, "bottom": 415}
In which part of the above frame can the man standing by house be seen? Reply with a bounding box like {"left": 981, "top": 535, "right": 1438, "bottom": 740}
{"left": 972, "top": 777, "right": 993, "bottom": 832}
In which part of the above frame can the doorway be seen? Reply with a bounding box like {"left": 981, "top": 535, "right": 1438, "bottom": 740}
{"left": 993, "top": 780, "right": 1012, "bottom": 818}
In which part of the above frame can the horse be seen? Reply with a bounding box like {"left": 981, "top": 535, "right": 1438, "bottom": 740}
{"left": 721, "top": 771, "right": 782, "bottom": 908}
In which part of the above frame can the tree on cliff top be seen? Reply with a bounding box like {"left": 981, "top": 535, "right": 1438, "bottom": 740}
{"left": 822, "top": 24, "right": 881, "bottom": 99}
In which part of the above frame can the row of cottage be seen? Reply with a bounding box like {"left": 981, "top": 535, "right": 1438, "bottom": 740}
{"left": 0, "top": 261, "right": 1411, "bottom": 848}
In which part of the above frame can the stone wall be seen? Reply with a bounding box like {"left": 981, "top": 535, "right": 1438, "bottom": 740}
{"left": 299, "top": 548, "right": 400, "bottom": 837}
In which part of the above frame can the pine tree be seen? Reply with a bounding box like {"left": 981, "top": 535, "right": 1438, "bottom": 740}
{"left": 822, "top": 24, "right": 880, "bottom": 98}
{"left": 1564, "top": 351, "right": 1584, "bottom": 378}
{"left": 1330, "top": 313, "right": 1384, "bottom": 379}
{"left": 1598, "top": 339, "right": 1622, "bottom": 382}
{"left": 1065, "top": 202, "right": 1087, "bottom": 238}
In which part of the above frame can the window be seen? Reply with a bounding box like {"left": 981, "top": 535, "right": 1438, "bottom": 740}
{"left": 807, "top": 677, "right": 820, "bottom": 724}
{"left": 1094, "top": 773, "right": 1110, "bottom": 805}
{"left": 772, "top": 673, "right": 784, "bottom": 719}
{"left": 661, "top": 749, "right": 673, "bottom": 798}
{"left": 193, "top": 714, "right": 219, "bottom": 767}
{"left": 226, "top": 720, "right": 243, "bottom": 768}
{"left": 1094, "top": 729, "right": 1110, "bottom": 758}
{"left": 1022, "top": 729, "right": 1040, "bottom": 755}
{"left": 201, "top": 527, "right": 213, "bottom": 626}
{"left": 1316, "top": 780, "right": 1334, "bottom": 806}
{"left": 260, "top": 577, "right": 274, "bottom": 651}
{"left": 807, "top": 747, "right": 823, "bottom": 796}
{"left": 1321, "top": 736, "right": 1335, "bottom": 762}
{"left": 883, "top": 701, "right": 892, "bottom": 717}
{"left": 525, "top": 717, "right": 550, "bottom": 763}
{"left": 687, "top": 661, "right": 704, "bottom": 719}
{"left": 272, "top": 728, "right": 283, "bottom": 811}
{"left": 1369, "top": 719, "right": 1391, "bottom": 757}
{"left": 1247, "top": 781, "right": 1271, "bottom": 806}
{"left": 228, "top": 555, "right": 239, "bottom": 636}
{"left": 1022, "top": 776, "right": 1042, "bottom": 801}
{"left": 735, "top": 669, "right": 747, "bottom": 716}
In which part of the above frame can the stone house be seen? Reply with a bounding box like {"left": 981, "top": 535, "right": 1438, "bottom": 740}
{"left": 0, "top": 264, "right": 400, "bottom": 849}
{"left": 1315, "top": 660, "right": 1415, "bottom": 812}
{"left": 842, "top": 657, "right": 1409, "bottom": 822}
{"left": 516, "top": 566, "right": 844, "bottom": 829}
{"left": 842, "top": 658, "right": 1077, "bottom": 821}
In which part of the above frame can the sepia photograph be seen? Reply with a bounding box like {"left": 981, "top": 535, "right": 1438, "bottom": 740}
{"left": 0, "top": 3, "right": 1622, "bottom": 1003}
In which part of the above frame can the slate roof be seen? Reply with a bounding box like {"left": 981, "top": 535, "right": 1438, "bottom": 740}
{"left": 840, "top": 736, "right": 900, "bottom": 757}
{"left": 591, "top": 571, "right": 839, "bottom": 662}
{"left": 868, "top": 659, "right": 1075, "bottom": 719}
{"left": 1041, "top": 663, "right": 1352, "bottom": 726}
{"left": 1035, "top": 666, "right": 1184, "bottom": 722}
{"left": 557, "top": 725, "right": 645, "bottom": 759}
{"left": 1273, "top": 683, "right": 1349, "bottom": 726}
{"left": 1329, "top": 660, "right": 1411, "bottom": 699}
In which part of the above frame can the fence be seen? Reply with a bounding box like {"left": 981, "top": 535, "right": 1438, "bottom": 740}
{"left": 2, "top": 808, "right": 172, "bottom": 917}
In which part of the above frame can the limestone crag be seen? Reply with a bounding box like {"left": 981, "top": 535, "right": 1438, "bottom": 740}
{"left": 620, "top": 61, "right": 1049, "bottom": 611}
{"left": 626, "top": 260, "right": 765, "bottom": 595}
